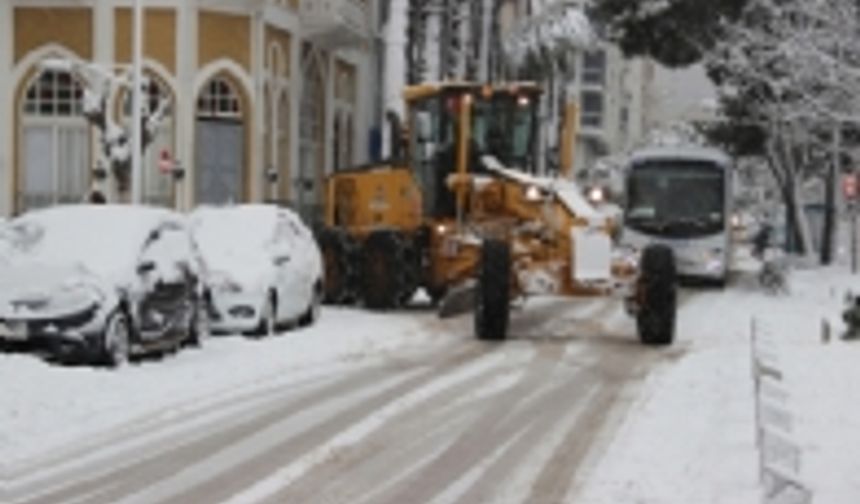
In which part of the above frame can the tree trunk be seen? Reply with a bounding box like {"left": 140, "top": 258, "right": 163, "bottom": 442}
{"left": 821, "top": 124, "right": 841, "bottom": 265}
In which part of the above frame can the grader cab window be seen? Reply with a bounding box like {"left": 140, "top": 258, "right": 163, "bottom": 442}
{"left": 408, "top": 90, "right": 539, "bottom": 218}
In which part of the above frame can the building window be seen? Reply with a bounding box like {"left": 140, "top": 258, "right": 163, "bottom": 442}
{"left": 581, "top": 91, "right": 604, "bottom": 128}
{"left": 20, "top": 69, "right": 90, "bottom": 210}
{"left": 23, "top": 69, "right": 85, "bottom": 117}
{"left": 197, "top": 77, "right": 242, "bottom": 119}
{"left": 582, "top": 50, "right": 606, "bottom": 86}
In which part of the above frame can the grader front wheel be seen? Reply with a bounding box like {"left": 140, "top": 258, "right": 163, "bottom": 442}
{"left": 474, "top": 240, "right": 512, "bottom": 341}
{"left": 636, "top": 245, "right": 677, "bottom": 346}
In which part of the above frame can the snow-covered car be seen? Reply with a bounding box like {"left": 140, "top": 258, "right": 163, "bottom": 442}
{"left": 0, "top": 205, "right": 207, "bottom": 365}
{"left": 190, "top": 205, "right": 323, "bottom": 336}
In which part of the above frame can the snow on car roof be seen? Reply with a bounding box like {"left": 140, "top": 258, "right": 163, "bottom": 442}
{"left": 1, "top": 205, "right": 176, "bottom": 275}
{"left": 628, "top": 146, "right": 732, "bottom": 168}
{"left": 190, "top": 204, "right": 280, "bottom": 244}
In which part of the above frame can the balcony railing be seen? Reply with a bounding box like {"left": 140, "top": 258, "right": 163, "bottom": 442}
{"left": 300, "top": 0, "right": 370, "bottom": 49}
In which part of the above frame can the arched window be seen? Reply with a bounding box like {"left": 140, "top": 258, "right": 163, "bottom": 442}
{"left": 20, "top": 68, "right": 89, "bottom": 210}
{"left": 197, "top": 77, "right": 241, "bottom": 120}
{"left": 23, "top": 69, "right": 85, "bottom": 117}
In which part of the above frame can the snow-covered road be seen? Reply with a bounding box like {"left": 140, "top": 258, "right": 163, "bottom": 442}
{"left": 3, "top": 259, "right": 860, "bottom": 503}
{"left": 2, "top": 297, "right": 677, "bottom": 504}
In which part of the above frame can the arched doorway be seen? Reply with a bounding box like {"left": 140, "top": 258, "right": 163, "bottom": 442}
{"left": 195, "top": 75, "right": 245, "bottom": 205}
{"left": 19, "top": 68, "right": 90, "bottom": 210}
{"left": 299, "top": 51, "right": 325, "bottom": 223}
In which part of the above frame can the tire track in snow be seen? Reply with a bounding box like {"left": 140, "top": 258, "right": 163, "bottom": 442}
{"left": 10, "top": 341, "right": 483, "bottom": 504}
{"left": 9, "top": 365, "right": 417, "bottom": 504}
{"left": 211, "top": 346, "right": 533, "bottom": 504}
{"left": 364, "top": 342, "right": 572, "bottom": 504}
{"left": 264, "top": 350, "right": 539, "bottom": 503}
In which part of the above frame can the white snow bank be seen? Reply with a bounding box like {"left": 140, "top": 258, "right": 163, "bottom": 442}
{"left": 0, "top": 308, "right": 462, "bottom": 467}
{"left": 0, "top": 205, "right": 175, "bottom": 280}
{"left": 578, "top": 262, "right": 860, "bottom": 503}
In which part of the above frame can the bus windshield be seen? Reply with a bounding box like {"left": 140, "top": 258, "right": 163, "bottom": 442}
{"left": 626, "top": 160, "right": 726, "bottom": 238}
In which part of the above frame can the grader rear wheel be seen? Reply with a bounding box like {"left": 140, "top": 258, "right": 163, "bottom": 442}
{"left": 319, "top": 230, "right": 359, "bottom": 305}
{"left": 474, "top": 240, "right": 511, "bottom": 341}
{"left": 636, "top": 244, "right": 677, "bottom": 346}
{"left": 361, "top": 231, "right": 417, "bottom": 310}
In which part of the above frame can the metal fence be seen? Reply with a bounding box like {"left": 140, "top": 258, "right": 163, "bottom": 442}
{"left": 750, "top": 318, "right": 813, "bottom": 504}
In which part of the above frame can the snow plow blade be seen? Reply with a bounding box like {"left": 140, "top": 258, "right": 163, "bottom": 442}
{"left": 437, "top": 282, "right": 476, "bottom": 319}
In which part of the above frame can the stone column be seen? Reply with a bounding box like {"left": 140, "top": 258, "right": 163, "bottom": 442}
{"left": 0, "top": 1, "right": 13, "bottom": 215}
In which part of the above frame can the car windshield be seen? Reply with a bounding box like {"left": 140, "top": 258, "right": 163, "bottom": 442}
{"left": 191, "top": 206, "right": 279, "bottom": 269}
{"left": 626, "top": 160, "right": 726, "bottom": 237}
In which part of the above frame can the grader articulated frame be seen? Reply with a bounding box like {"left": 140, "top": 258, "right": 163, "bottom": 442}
{"left": 318, "top": 82, "right": 676, "bottom": 344}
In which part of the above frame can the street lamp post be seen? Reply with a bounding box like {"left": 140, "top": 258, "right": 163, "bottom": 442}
{"left": 131, "top": 0, "right": 144, "bottom": 205}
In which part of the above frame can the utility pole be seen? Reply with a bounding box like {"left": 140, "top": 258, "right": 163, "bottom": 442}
{"left": 130, "top": 0, "right": 144, "bottom": 205}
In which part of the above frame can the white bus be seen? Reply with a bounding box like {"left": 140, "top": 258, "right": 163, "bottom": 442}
{"left": 622, "top": 146, "right": 734, "bottom": 285}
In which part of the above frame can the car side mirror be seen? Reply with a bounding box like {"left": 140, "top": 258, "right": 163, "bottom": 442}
{"left": 137, "top": 261, "right": 156, "bottom": 275}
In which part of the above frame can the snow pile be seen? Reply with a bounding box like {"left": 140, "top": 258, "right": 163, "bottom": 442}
{"left": 0, "top": 308, "right": 461, "bottom": 467}
{"left": 577, "top": 263, "right": 860, "bottom": 503}
{"left": 0, "top": 205, "right": 174, "bottom": 281}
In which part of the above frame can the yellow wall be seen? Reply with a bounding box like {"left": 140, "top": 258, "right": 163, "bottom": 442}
{"left": 198, "top": 11, "right": 251, "bottom": 73}
{"left": 115, "top": 8, "right": 177, "bottom": 75}
{"left": 14, "top": 7, "right": 93, "bottom": 63}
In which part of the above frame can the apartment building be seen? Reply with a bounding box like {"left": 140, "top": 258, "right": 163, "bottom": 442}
{"left": 0, "top": 0, "right": 377, "bottom": 222}
{"left": 569, "top": 44, "right": 655, "bottom": 173}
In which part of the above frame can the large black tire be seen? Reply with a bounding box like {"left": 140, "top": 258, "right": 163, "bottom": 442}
{"left": 318, "top": 230, "right": 359, "bottom": 305}
{"left": 636, "top": 245, "right": 677, "bottom": 346}
{"left": 361, "top": 231, "right": 406, "bottom": 310}
{"left": 474, "top": 240, "right": 512, "bottom": 341}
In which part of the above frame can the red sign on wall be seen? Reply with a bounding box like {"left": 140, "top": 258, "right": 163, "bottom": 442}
{"left": 158, "top": 149, "right": 174, "bottom": 174}
{"left": 844, "top": 174, "right": 858, "bottom": 200}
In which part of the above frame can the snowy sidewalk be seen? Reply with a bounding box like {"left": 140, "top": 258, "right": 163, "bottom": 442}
{"left": 577, "top": 266, "right": 860, "bottom": 504}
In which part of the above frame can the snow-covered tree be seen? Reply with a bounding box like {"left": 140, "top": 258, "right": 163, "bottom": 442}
{"left": 705, "top": 0, "right": 860, "bottom": 261}
{"left": 502, "top": 1, "right": 594, "bottom": 175}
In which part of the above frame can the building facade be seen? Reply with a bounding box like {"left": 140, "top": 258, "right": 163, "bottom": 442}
{"left": 0, "top": 0, "right": 376, "bottom": 223}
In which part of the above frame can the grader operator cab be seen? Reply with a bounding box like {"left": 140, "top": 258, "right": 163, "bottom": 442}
{"left": 318, "top": 82, "right": 677, "bottom": 345}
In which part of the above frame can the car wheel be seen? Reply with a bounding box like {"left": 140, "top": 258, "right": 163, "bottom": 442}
{"left": 100, "top": 310, "right": 131, "bottom": 367}
{"left": 299, "top": 281, "right": 323, "bottom": 328}
{"left": 251, "top": 292, "right": 277, "bottom": 338}
{"left": 188, "top": 293, "right": 211, "bottom": 347}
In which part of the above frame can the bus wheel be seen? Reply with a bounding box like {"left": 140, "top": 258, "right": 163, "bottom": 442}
{"left": 636, "top": 245, "right": 677, "bottom": 346}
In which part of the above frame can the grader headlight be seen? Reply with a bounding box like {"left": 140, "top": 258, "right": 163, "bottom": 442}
{"left": 525, "top": 185, "right": 542, "bottom": 203}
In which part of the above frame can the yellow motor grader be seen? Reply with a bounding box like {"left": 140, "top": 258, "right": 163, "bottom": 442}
{"left": 317, "top": 82, "right": 676, "bottom": 344}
